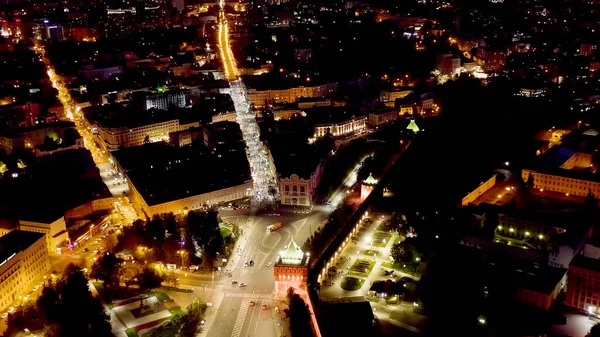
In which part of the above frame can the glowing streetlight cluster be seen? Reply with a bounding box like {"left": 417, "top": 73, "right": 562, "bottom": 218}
{"left": 218, "top": 0, "right": 239, "bottom": 81}
{"left": 217, "top": 3, "right": 279, "bottom": 206}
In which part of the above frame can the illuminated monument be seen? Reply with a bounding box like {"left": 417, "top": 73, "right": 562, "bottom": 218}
{"left": 406, "top": 119, "right": 420, "bottom": 133}
{"left": 274, "top": 240, "right": 309, "bottom": 296}
{"left": 360, "top": 173, "right": 378, "bottom": 201}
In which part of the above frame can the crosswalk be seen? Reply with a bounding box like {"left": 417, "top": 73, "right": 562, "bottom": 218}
{"left": 225, "top": 292, "right": 271, "bottom": 299}
{"left": 230, "top": 299, "right": 250, "bottom": 337}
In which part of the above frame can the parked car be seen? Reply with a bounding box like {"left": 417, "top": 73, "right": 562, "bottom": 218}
{"left": 239, "top": 283, "right": 247, "bottom": 287}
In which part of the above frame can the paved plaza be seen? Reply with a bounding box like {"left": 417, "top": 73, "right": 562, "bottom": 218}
{"left": 112, "top": 296, "right": 172, "bottom": 329}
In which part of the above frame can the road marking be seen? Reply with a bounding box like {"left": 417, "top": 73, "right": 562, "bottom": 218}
{"left": 260, "top": 232, "right": 281, "bottom": 251}
{"left": 252, "top": 251, "right": 268, "bottom": 272}
{"left": 225, "top": 292, "right": 271, "bottom": 299}
{"left": 289, "top": 218, "right": 308, "bottom": 232}
{"left": 231, "top": 299, "right": 250, "bottom": 337}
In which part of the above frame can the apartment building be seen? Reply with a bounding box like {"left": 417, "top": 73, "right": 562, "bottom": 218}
{"left": 314, "top": 116, "right": 367, "bottom": 138}
{"left": 247, "top": 83, "right": 338, "bottom": 107}
{"left": 0, "top": 231, "right": 49, "bottom": 312}
{"left": 96, "top": 119, "right": 200, "bottom": 150}
{"left": 521, "top": 129, "right": 600, "bottom": 198}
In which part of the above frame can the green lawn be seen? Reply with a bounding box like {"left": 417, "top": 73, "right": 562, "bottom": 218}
{"left": 363, "top": 249, "right": 378, "bottom": 257}
{"left": 125, "top": 328, "right": 138, "bottom": 337}
{"left": 348, "top": 259, "right": 375, "bottom": 278}
{"left": 169, "top": 308, "right": 186, "bottom": 317}
{"left": 220, "top": 227, "right": 232, "bottom": 239}
{"left": 372, "top": 231, "right": 392, "bottom": 247}
{"left": 376, "top": 220, "right": 394, "bottom": 232}
{"left": 341, "top": 277, "right": 365, "bottom": 291}
{"left": 381, "top": 261, "right": 421, "bottom": 275}
{"left": 150, "top": 291, "right": 171, "bottom": 302}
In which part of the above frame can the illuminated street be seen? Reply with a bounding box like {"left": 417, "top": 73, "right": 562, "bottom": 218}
{"left": 36, "top": 45, "right": 139, "bottom": 225}
{"left": 217, "top": 1, "right": 279, "bottom": 206}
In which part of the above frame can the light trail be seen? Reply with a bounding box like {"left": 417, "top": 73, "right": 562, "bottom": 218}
{"left": 217, "top": 1, "right": 280, "bottom": 206}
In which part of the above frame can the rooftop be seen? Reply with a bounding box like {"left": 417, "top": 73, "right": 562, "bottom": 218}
{"left": 113, "top": 142, "right": 250, "bottom": 206}
{"left": 243, "top": 73, "right": 333, "bottom": 91}
{"left": 0, "top": 121, "right": 77, "bottom": 139}
{"left": 0, "top": 230, "right": 45, "bottom": 266}
{"left": 525, "top": 128, "right": 600, "bottom": 181}
{"left": 306, "top": 106, "right": 366, "bottom": 126}
{"left": 270, "top": 137, "right": 323, "bottom": 179}
{"left": 516, "top": 266, "right": 567, "bottom": 295}
{"left": 85, "top": 104, "right": 201, "bottom": 129}
{"left": 276, "top": 240, "right": 309, "bottom": 267}
{"left": 571, "top": 255, "right": 600, "bottom": 274}
{"left": 0, "top": 148, "right": 111, "bottom": 223}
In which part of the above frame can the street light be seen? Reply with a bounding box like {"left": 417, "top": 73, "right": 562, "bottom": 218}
{"left": 177, "top": 250, "right": 186, "bottom": 267}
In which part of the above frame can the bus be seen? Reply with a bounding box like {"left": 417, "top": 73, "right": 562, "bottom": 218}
{"left": 266, "top": 222, "right": 283, "bottom": 233}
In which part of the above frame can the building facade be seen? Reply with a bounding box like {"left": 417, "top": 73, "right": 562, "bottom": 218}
{"left": 128, "top": 179, "right": 254, "bottom": 217}
{"left": 274, "top": 240, "right": 309, "bottom": 295}
{"left": 521, "top": 169, "right": 600, "bottom": 198}
{"left": 460, "top": 174, "right": 497, "bottom": 206}
{"left": 0, "top": 231, "right": 49, "bottom": 312}
{"left": 19, "top": 217, "right": 69, "bottom": 252}
{"left": 566, "top": 255, "right": 600, "bottom": 314}
{"left": 279, "top": 161, "right": 325, "bottom": 207}
{"left": 368, "top": 109, "right": 398, "bottom": 127}
{"left": 143, "top": 90, "right": 189, "bottom": 111}
{"left": 0, "top": 121, "right": 80, "bottom": 154}
{"left": 247, "top": 83, "right": 338, "bottom": 107}
{"left": 314, "top": 116, "right": 367, "bottom": 139}
{"left": 96, "top": 119, "right": 200, "bottom": 150}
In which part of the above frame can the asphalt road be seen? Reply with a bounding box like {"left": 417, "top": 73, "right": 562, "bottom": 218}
{"left": 205, "top": 208, "right": 327, "bottom": 337}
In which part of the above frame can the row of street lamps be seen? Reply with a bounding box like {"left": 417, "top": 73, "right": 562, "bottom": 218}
{"left": 217, "top": 3, "right": 280, "bottom": 206}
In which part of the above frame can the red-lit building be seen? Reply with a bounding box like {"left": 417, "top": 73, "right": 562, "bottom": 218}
{"left": 274, "top": 240, "right": 309, "bottom": 296}
{"left": 360, "top": 174, "right": 378, "bottom": 201}
{"left": 566, "top": 255, "right": 600, "bottom": 314}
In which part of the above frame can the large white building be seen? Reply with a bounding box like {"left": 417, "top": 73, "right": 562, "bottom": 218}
{"left": 0, "top": 231, "right": 49, "bottom": 312}
{"left": 96, "top": 119, "right": 200, "bottom": 150}
{"left": 143, "top": 90, "right": 189, "bottom": 111}
{"left": 314, "top": 116, "right": 367, "bottom": 138}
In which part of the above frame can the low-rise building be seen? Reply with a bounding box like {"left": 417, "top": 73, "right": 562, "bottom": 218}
{"left": 0, "top": 230, "right": 49, "bottom": 312}
{"left": 308, "top": 107, "right": 367, "bottom": 139}
{"left": 0, "top": 121, "right": 81, "bottom": 154}
{"left": 212, "top": 112, "right": 237, "bottom": 123}
{"left": 271, "top": 136, "right": 328, "bottom": 207}
{"left": 565, "top": 233, "right": 600, "bottom": 315}
{"left": 247, "top": 82, "right": 338, "bottom": 107}
{"left": 273, "top": 109, "right": 305, "bottom": 121}
{"left": 113, "top": 141, "right": 252, "bottom": 217}
{"left": 18, "top": 215, "right": 69, "bottom": 253}
{"left": 368, "top": 107, "right": 398, "bottom": 127}
{"left": 380, "top": 89, "right": 413, "bottom": 104}
{"left": 437, "top": 54, "right": 461, "bottom": 76}
{"left": 521, "top": 128, "right": 600, "bottom": 199}
{"left": 515, "top": 267, "right": 567, "bottom": 311}
{"left": 297, "top": 98, "right": 335, "bottom": 109}
{"left": 463, "top": 207, "right": 593, "bottom": 269}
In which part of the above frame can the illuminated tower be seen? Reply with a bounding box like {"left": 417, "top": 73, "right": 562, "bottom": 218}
{"left": 360, "top": 173, "right": 378, "bottom": 201}
{"left": 274, "top": 240, "right": 309, "bottom": 296}
{"left": 407, "top": 119, "right": 420, "bottom": 133}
